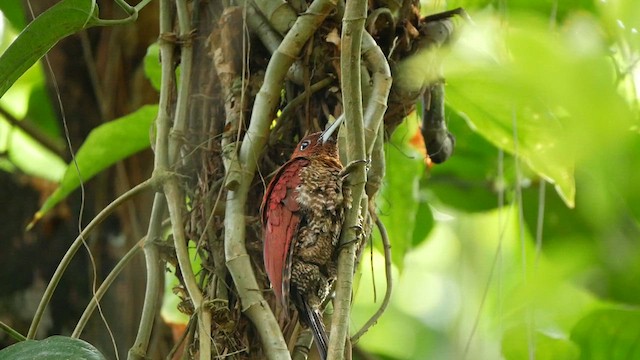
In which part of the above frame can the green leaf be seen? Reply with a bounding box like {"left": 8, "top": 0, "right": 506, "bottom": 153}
{"left": 0, "top": 336, "right": 106, "bottom": 359}
{"left": 5, "top": 126, "right": 67, "bottom": 181}
{"left": 33, "top": 105, "right": 157, "bottom": 222}
{"left": 427, "top": 106, "right": 510, "bottom": 212}
{"left": 441, "top": 13, "right": 640, "bottom": 208}
{"left": 0, "top": 0, "right": 28, "bottom": 30}
{"left": 161, "top": 244, "right": 202, "bottom": 325}
{"left": 143, "top": 42, "right": 162, "bottom": 91}
{"left": 411, "top": 194, "right": 433, "bottom": 247}
{"left": 376, "top": 118, "right": 425, "bottom": 269}
{"left": 571, "top": 308, "right": 640, "bottom": 359}
{"left": 0, "top": 0, "right": 98, "bottom": 98}
{"left": 502, "top": 326, "right": 580, "bottom": 360}
{"left": 26, "top": 83, "right": 62, "bottom": 139}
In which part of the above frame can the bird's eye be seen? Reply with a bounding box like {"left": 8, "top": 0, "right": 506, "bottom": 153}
{"left": 300, "top": 140, "right": 311, "bottom": 151}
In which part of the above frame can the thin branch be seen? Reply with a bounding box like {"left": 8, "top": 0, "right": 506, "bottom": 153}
{"left": 292, "top": 327, "right": 314, "bottom": 360}
{"left": 366, "top": 121, "right": 385, "bottom": 200}
{"left": 0, "top": 320, "right": 27, "bottom": 342}
{"left": 245, "top": 4, "right": 283, "bottom": 54}
{"left": 165, "top": 179, "right": 210, "bottom": 360}
{"left": 328, "top": 0, "right": 367, "bottom": 358}
{"left": 27, "top": 178, "right": 154, "bottom": 339}
{"left": 169, "top": 0, "right": 194, "bottom": 166}
{"left": 91, "top": 0, "right": 154, "bottom": 27}
{"left": 361, "top": 32, "right": 391, "bottom": 149}
{"left": 113, "top": 0, "right": 135, "bottom": 15}
{"left": 351, "top": 216, "right": 392, "bottom": 344}
{"left": 72, "top": 238, "right": 145, "bottom": 338}
{"left": 127, "top": 0, "right": 175, "bottom": 357}
{"left": 244, "top": 2, "right": 312, "bottom": 84}
{"left": 165, "top": 1, "right": 212, "bottom": 354}
{"left": 223, "top": 1, "right": 337, "bottom": 359}
{"left": 252, "top": 0, "right": 298, "bottom": 36}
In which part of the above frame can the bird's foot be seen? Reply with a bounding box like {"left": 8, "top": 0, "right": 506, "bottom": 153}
{"left": 339, "top": 159, "right": 369, "bottom": 179}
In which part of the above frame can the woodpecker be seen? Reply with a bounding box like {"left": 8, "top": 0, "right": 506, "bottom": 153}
{"left": 261, "top": 126, "right": 348, "bottom": 360}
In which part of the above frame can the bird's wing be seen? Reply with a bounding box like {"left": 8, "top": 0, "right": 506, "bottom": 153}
{"left": 261, "top": 158, "right": 309, "bottom": 312}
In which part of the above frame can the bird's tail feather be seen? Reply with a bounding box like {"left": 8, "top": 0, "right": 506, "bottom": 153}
{"left": 297, "top": 293, "right": 329, "bottom": 360}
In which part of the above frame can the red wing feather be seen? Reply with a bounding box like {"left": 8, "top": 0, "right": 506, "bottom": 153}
{"left": 261, "top": 158, "right": 309, "bottom": 311}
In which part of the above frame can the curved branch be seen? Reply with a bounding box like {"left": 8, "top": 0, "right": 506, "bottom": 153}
{"left": 164, "top": 179, "right": 210, "bottom": 360}
{"left": 0, "top": 320, "right": 26, "bottom": 342}
{"left": 350, "top": 216, "right": 392, "bottom": 343}
{"left": 252, "top": 0, "right": 298, "bottom": 35}
{"left": 361, "top": 32, "right": 391, "bottom": 153}
{"left": 223, "top": 1, "right": 338, "bottom": 359}
{"left": 163, "top": 2, "right": 212, "bottom": 358}
{"left": 27, "top": 178, "right": 153, "bottom": 339}
{"left": 128, "top": 0, "right": 174, "bottom": 357}
{"left": 72, "top": 238, "right": 145, "bottom": 338}
{"left": 328, "top": 0, "right": 367, "bottom": 358}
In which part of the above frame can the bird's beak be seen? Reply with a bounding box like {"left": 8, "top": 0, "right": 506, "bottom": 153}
{"left": 320, "top": 115, "right": 344, "bottom": 144}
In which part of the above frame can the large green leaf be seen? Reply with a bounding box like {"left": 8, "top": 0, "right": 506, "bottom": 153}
{"left": 571, "top": 308, "right": 640, "bottom": 359}
{"left": 0, "top": 336, "right": 106, "bottom": 359}
{"left": 440, "top": 13, "right": 634, "bottom": 208}
{"left": 32, "top": 105, "right": 158, "bottom": 223}
{"left": 0, "top": 0, "right": 98, "bottom": 98}
{"left": 0, "top": 0, "right": 28, "bottom": 30}
{"left": 376, "top": 118, "right": 426, "bottom": 269}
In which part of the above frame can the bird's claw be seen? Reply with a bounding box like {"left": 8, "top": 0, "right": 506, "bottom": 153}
{"left": 339, "top": 158, "right": 370, "bottom": 179}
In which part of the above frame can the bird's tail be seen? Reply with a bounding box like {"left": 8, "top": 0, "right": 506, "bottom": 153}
{"left": 296, "top": 292, "right": 329, "bottom": 360}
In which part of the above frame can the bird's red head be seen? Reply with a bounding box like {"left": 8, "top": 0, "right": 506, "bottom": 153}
{"left": 290, "top": 132, "right": 339, "bottom": 161}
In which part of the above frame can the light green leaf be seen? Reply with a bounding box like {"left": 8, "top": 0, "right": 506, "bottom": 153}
{"left": 0, "top": 0, "right": 28, "bottom": 31}
{"left": 0, "top": 0, "right": 98, "bottom": 98}
{"left": 32, "top": 105, "right": 157, "bottom": 223}
{"left": 377, "top": 118, "right": 426, "bottom": 269}
{"left": 441, "top": 13, "right": 638, "bottom": 208}
{"left": 143, "top": 42, "right": 162, "bottom": 91}
{"left": 161, "top": 244, "right": 202, "bottom": 325}
{"left": 0, "top": 336, "right": 106, "bottom": 360}
{"left": 502, "top": 326, "right": 580, "bottom": 360}
{"left": 426, "top": 106, "right": 510, "bottom": 212}
{"left": 571, "top": 308, "right": 640, "bottom": 359}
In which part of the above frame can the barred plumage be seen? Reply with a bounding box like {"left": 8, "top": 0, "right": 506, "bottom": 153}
{"left": 261, "top": 131, "right": 349, "bottom": 360}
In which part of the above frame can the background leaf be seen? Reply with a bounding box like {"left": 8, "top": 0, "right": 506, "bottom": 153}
{"left": 0, "top": 0, "right": 98, "bottom": 98}
{"left": 33, "top": 105, "right": 157, "bottom": 221}
{"left": 571, "top": 308, "right": 640, "bottom": 359}
{"left": 426, "top": 106, "right": 510, "bottom": 213}
{"left": 376, "top": 116, "right": 426, "bottom": 269}
{"left": 143, "top": 42, "right": 162, "bottom": 91}
{"left": 502, "top": 326, "right": 580, "bottom": 360}
{"left": 0, "top": 336, "right": 106, "bottom": 360}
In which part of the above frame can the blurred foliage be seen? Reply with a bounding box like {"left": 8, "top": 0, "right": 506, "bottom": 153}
{"left": 353, "top": 0, "right": 640, "bottom": 359}
{"left": 2, "top": 0, "right": 640, "bottom": 359}
{"left": 0, "top": 16, "right": 65, "bottom": 181}
{"left": 571, "top": 308, "right": 640, "bottom": 359}
{"left": 32, "top": 104, "right": 157, "bottom": 223}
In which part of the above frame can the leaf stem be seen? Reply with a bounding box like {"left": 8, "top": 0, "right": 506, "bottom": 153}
{"left": 0, "top": 320, "right": 27, "bottom": 342}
